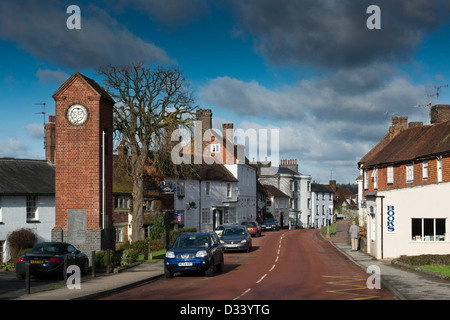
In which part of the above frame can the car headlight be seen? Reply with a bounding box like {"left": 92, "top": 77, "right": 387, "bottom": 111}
{"left": 196, "top": 250, "right": 208, "bottom": 258}
{"left": 240, "top": 239, "right": 247, "bottom": 243}
{"left": 165, "top": 251, "right": 175, "bottom": 258}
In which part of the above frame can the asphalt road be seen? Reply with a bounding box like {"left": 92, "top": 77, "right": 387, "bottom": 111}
{"left": 100, "top": 229, "right": 396, "bottom": 300}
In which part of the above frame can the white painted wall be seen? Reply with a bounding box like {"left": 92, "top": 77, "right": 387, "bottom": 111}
{"left": 366, "top": 182, "right": 450, "bottom": 259}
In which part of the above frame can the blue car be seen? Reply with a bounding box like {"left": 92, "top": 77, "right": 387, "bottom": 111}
{"left": 164, "top": 232, "right": 224, "bottom": 278}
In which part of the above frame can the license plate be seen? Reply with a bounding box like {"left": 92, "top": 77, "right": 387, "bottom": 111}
{"left": 178, "top": 262, "right": 193, "bottom": 267}
{"left": 30, "top": 260, "right": 43, "bottom": 264}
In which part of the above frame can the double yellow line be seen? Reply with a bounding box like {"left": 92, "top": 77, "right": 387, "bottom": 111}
{"left": 322, "top": 276, "right": 381, "bottom": 300}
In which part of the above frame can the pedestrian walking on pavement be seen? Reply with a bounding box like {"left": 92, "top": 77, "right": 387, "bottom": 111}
{"left": 349, "top": 221, "right": 359, "bottom": 251}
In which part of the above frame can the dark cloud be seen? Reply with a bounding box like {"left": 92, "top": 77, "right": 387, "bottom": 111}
{"left": 122, "top": 0, "right": 212, "bottom": 27}
{"left": 0, "top": 0, "right": 171, "bottom": 69}
{"left": 229, "top": 0, "right": 450, "bottom": 69}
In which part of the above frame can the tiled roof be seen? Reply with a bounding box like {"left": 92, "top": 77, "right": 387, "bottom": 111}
{"left": 263, "top": 184, "right": 290, "bottom": 198}
{"left": 359, "top": 121, "right": 450, "bottom": 168}
{"left": 0, "top": 158, "right": 55, "bottom": 195}
{"left": 311, "top": 183, "right": 334, "bottom": 193}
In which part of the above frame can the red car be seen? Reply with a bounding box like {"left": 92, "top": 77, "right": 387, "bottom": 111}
{"left": 241, "top": 221, "right": 261, "bottom": 237}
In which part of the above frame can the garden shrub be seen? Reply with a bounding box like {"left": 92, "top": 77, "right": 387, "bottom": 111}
{"left": 7, "top": 228, "right": 37, "bottom": 263}
{"left": 121, "top": 249, "right": 138, "bottom": 266}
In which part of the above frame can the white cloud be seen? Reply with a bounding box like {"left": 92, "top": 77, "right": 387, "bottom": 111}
{"left": 198, "top": 65, "right": 429, "bottom": 183}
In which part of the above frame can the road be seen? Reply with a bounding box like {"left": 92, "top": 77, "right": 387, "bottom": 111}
{"left": 100, "top": 229, "right": 396, "bottom": 300}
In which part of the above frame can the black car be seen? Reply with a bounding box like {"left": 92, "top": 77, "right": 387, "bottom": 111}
{"left": 16, "top": 242, "right": 89, "bottom": 280}
{"left": 262, "top": 218, "right": 280, "bottom": 231}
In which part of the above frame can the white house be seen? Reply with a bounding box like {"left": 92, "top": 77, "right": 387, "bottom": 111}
{"left": 359, "top": 109, "right": 450, "bottom": 259}
{"left": 0, "top": 158, "right": 55, "bottom": 262}
{"left": 311, "top": 183, "right": 334, "bottom": 229}
{"left": 174, "top": 163, "right": 239, "bottom": 232}
{"left": 258, "top": 159, "right": 312, "bottom": 228}
{"left": 263, "top": 184, "right": 289, "bottom": 227}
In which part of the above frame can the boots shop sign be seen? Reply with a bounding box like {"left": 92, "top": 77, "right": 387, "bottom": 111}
{"left": 386, "top": 205, "right": 396, "bottom": 233}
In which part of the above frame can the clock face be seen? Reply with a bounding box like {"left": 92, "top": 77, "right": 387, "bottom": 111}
{"left": 67, "top": 104, "right": 88, "bottom": 125}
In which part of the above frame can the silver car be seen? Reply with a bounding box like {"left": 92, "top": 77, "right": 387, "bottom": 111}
{"left": 220, "top": 225, "right": 252, "bottom": 252}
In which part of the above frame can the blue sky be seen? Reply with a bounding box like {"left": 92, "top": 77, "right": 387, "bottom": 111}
{"left": 1, "top": 0, "right": 450, "bottom": 184}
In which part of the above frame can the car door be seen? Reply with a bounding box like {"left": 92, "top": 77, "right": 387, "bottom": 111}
{"left": 66, "top": 245, "right": 79, "bottom": 267}
{"left": 210, "top": 233, "right": 221, "bottom": 263}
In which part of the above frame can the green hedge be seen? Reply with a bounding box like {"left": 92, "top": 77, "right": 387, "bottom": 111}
{"left": 397, "top": 254, "right": 450, "bottom": 266}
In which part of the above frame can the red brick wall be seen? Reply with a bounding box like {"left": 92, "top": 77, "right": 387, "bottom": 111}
{"left": 364, "top": 154, "right": 450, "bottom": 195}
{"left": 54, "top": 75, "right": 113, "bottom": 231}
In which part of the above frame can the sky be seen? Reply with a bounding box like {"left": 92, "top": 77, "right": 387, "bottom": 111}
{"left": 1, "top": 0, "right": 450, "bottom": 184}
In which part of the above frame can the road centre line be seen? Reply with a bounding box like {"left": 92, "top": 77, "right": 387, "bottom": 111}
{"left": 233, "top": 288, "right": 251, "bottom": 300}
{"left": 234, "top": 231, "right": 285, "bottom": 300}
{"left": 256, "top": 274, "right": 267, "bottom": 283}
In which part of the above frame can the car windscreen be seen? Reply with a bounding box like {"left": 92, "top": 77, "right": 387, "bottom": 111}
{"left": 173, "top": 235, "right": 211, "bottom": 249}
{"left": 223, "top": 227, "right": 245, "bottom": 236}
{"left": 242, "top": 222, "right": 255, "bottom": 227}
{"left": 31, "top": 245, "right": 64, "bottom": 254}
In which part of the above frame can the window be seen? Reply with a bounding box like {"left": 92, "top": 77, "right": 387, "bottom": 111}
{"left": 437, "top": 156, "right": 442, "bottom": 182}
{"left": 201, "top": 208, "right": 210, "bottom": 224}
{"left": 26, "top": 196, "right": 37, "bottom": 221}
{"left": 205, "top": 182, "right": 210, "bottom": 196}
{"left": 226, "top": 183, "right": 231, "bottom": 198}
{"left": 372, "top": 167, "right": 378, "bottom": 189}
{"left": 114, "top": 195, "right": 130, "bottom": 210}
{"left": 387, "top": 166, "right": 394, "bottom": 184}
{"left": 223, "top": 208, "right": 229, "bottom": 224}
{"left": 422, "top": 161, "right": 428, "bottom": 180}
{"left": 211, "top": 144, "right": 220, "bottom": 153}
{"left": 0, "top": 240, "right": 4, "bottom": 263}
{"left": 411, "top": 218, "right": 446, "bottom": 241}
{"left": 364, "top": 169, "right": 368, "bottom": 189}
{"left": 115, "top": 228, "right": 123, "bottom": 242}
{"left": 176, "top": 182, "right": 185, "bottom": 197}
{"left": 406, "top": 164, "right": 414, "bottom": 183}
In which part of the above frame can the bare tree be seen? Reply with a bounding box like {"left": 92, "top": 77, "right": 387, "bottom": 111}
{"left": 99, "top": 63, "right": 198, "bottom": 242}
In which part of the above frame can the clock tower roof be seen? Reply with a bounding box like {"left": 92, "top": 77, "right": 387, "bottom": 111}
{"left": 52, "top": 72, "right": 115, "bottom": 103}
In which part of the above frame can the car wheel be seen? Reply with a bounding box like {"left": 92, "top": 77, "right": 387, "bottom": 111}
{"left": 164, "top": 267, "right": 174, "bottom": 278}
{"left": 82, "top": 259, "right": 89, "bottom": 275}
{"left": 205, "top": 259, "right": 215, "bottom": 277}
{"left": 217, "top": 255, "right": 224, "bottom": 272}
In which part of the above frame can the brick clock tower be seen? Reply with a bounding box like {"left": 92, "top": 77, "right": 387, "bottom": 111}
{"left": 51, "top": 72, "right": 114, "bottom": 254}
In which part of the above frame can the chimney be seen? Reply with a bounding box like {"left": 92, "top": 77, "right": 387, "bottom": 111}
{"left": 196, "top": 109, "right": 212, "bottom": 161}
{"left": 430, "top": 105, "right": 450, "bottom": 124}
{"left": 329, "top": 180, "right": 337, "bottom": 192}
{"left": 280, "top": 159, "right": 299, "bottom": 173}
{"left": 222, "top": 123, "right": 235, "bottom": 164}
{"left": 196, "top": 109, "right": 212, "bottom": 137}
{"left": 45, "top": 115, "right": 56, "bottom": 164}
{"left": 388, "top": 116, "right": 408, "bottom": 139}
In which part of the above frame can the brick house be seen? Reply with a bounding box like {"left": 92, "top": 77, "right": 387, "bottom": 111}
{"left": 358, "top": 105, "right": 450, "bottom": 259}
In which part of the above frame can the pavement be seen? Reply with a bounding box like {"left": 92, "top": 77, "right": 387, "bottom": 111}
{"left": 327, "top": 220, "right": 450, "bottom": 300}
{"left": 10, "top": 221, "right": 450, "bottom": 300}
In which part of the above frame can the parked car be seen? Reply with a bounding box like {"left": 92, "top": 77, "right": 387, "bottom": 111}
{"left": 241, "top": 220, "right": 261, "bottom": 237}
{"left": 220, "top": 225, "right": 252, "bottom": 252}
{"left": 214, "top": 225, "right": 227, "bottom": 238}
{"left": 164, "top": 232, "right": 224, "bottom": 278}
{"left": 15, "top": 242, "right": 89, "bottom": 280}
{"left": 262, "top": 218, "right": 280, "bottom": 231}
